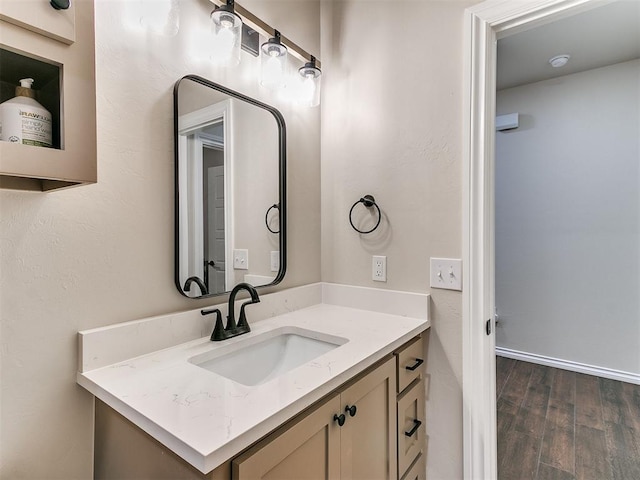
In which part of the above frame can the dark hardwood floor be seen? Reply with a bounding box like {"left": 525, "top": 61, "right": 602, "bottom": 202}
{"left": 496, "top": 357, "right": 640, "bottom": 480}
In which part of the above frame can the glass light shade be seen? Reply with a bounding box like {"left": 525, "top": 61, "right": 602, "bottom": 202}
{"left": 297, "top": 61, "right": 321, "bottom": 107}
{"left": 139, "top": 0, "right": 179, "bottom": 36}
{"left": 260, "top": 37, "right": 288, "bottom": 89}
{"left": 210, "top": 7, "right": 242, "bottom": 66}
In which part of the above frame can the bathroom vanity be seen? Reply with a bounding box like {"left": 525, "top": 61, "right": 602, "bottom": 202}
{"left": 77, "top": 284, "right": 430, "bottom": 480}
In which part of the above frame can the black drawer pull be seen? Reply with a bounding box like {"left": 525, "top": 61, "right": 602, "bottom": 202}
{"left": 345, "top": 405, "right": 357, "bottom": 417}
{"left": 404, "top": 419, "right": 422, "bottom": 437}
{"left": 50, "top": 0, "right": 70, "bottom": 10}
{"left": 333, "top": 413, "right": 346, "bottom": 426}
{"left": 405, "top": 358, "right": 424, "bottom": 371}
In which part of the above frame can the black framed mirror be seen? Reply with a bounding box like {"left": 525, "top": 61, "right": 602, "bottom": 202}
{"left": 174, "top": 75, "right": 286, "bottom": 298}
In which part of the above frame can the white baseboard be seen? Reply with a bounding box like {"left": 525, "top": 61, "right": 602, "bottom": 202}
{"left": 495, "top": 347, "right": 640, "bottom": 385}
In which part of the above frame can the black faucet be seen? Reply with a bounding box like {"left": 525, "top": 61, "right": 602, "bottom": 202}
{"left": 201, "top": 283, "right": 260, "bottom": 341}
{"left": 183, "top": 276, "right": 208, "bottom": 296}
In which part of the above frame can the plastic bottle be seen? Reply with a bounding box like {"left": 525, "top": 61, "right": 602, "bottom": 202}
{"left": 0, "top": 78, "right": 52, "bottom": 148}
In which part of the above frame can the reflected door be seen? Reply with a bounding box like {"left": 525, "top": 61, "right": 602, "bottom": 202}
{"left": 204, "top": 147, "right": 226, "bottom": 294}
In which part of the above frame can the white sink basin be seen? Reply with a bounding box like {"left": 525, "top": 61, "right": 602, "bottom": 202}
{"left": 189, "top": 327, "right": 348, "bottom": 386}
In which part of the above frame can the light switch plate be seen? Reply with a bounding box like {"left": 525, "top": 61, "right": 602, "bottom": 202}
{"left": 233, "top": 249, "right": 249, "bottom": 270}
{"left": 430, "top": 257, "right": 462, "bottom": 291}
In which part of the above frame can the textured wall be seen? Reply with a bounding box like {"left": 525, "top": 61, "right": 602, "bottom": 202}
{"left": 0, "top": 0, "right": 320, "bottom": 477}
{"left": 320, "top": 1, "right": 478, "bottom": 478}
{"left": 1, "top": 0, "right": 480, "bottom": 477}
{"left": 495, "top": 60, "right": 640, "bottom": 374}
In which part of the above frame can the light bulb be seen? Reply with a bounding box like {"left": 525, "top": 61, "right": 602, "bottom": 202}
{"left": 262, "top": 56, "right": 284, "bottom": 87}
{"left": 212, "top": 28, "right": 236, "bottom": 63}
{"left": 296, "top": 59, "right": 321, "bottom": 106}
{"left": 260, "top": 36, "right": 288, "bottom": 89}
{"left": 210, "top": 6, "right": 242, "bottom": 66}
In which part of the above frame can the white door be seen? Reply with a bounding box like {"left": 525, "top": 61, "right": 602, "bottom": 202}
{"left": 207, "top": 164, "right": 226, "bottom": 293}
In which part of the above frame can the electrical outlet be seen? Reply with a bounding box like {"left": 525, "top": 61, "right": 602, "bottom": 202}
{"left": 430, "top": 257, "right": 462, "bottom": 291}
{"left": 372, "top": 255, "right": 387, "bottom": 282}
{"left": 233, "top": 249, "right": 249, "bottom": 270}
{"left": 270, "top": 251, "right": 280, "bottom": 272}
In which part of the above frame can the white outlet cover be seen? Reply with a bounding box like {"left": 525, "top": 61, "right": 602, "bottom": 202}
{"left": 372, "top": 255, "right": 387, "bottom": 282}
{"left": 430, "top": 257, "right": 462, "bottom": 291}
{"left": 233, "top": 249, "right": 249, "bottom": 270}
{"left": 270, "top": 251, "right": 280, "bottom": 272}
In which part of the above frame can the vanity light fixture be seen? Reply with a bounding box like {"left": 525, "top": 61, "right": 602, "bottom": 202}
{"left": 260, "top": 31, "right": 288, "bottom": 89}
{"left": 297, "top": 56, "right": 322, "bottom": 107}
{"left": 210, "top": 0, "right": 243, "bottom": 66}
{"left": 209, "top": 0, "right": 322, "bottom": 105}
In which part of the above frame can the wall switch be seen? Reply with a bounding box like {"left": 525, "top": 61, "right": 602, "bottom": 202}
{"left": 270, "top": 251, "right": 280, "bottom": 272}
{"left": 372, "top": 255, "right": 387, "bottom": 282}
{"left": 233, "top": 249, "right": 249, "bottom": 270}
{"left": 430, "top": 257, "right": 462, "bottom": 291}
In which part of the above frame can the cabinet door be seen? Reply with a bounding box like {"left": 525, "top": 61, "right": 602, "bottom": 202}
{"left": 233, "top": 395, "right": 341, "bottom": 480}
{"left": 340, "top": 357, "right": 397, "bottom": 480}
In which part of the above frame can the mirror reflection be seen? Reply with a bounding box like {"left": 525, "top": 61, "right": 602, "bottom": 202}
{"left": 174, "top": 75, "right": 286, "bottom": 298}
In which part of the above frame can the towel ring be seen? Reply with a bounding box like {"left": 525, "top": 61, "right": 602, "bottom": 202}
{"left": 349, "top": 195, "right": 381, "bottom": 234}
{"left": 265, "top": 203, "right": 280, "bottom": 234}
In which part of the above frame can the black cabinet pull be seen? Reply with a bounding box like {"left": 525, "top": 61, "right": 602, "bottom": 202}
{"left": 50, "top": 0, "right": 70, "bottom": 10}
{"left": 345, "top": 405, "right": 357, "bottom": 417}
{"left": 404, "top": 419, "right": 422, "bottom": 437}
{"left": 333, "top": 413, "right": 346, "bottom": 426}
{"left": 405, "top": 358, "right": 424, "bottom": 371}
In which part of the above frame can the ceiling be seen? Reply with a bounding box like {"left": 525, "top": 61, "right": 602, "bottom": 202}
{"left": 497, "top": 0, "right": 640, "bottom": 90}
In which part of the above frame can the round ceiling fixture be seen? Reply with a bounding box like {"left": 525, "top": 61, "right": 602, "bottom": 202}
{"left": 549, "top": 54, "right": 571, "bottom": 68}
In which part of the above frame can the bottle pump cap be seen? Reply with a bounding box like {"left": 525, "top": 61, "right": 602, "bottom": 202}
{"left": 15, "top": 78, "right": 36, "bottom": 99}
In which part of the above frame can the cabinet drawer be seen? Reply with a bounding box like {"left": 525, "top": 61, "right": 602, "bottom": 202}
{"left": 396, "top": 336, "right": 424, "bottom": 394}
{"left": 400, "top": 452, "right": 426, "bottom": 480}
{"left": 397, "top": 379, "right": 425, "bottom": 478}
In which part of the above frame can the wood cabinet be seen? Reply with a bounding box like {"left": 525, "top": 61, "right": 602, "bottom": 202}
{"left": 233, "top": 357, "right": 396, "bottom": 480}
{"left": 398, "top": 379, "right": 426, "bottom": 478}
{"left": 230, "top": 395, "right": 341, "bottom": 480}
{"left": 394, "top": 334, "right": 428, "bottom": 480}
{"left": 94, "top": 334, "right": 429, "bottom": 480}
{"left": 399, "top": 453, "right": 426, "bottom": 480}
{"left": 0, "top": 0, "right": 96, "bottom": 191}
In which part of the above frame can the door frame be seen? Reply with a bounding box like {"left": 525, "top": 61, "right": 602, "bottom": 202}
{"left": 178, "top": 99, "right": 235, "bottom": 293}
{"left": 461, "top": 0, "right": 607, "bottom": 478}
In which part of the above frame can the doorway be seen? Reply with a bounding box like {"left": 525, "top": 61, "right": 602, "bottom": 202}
{"left": 493, "top": 2, "right": 640, "bottom": 477}
{"left": 462, "top": 0, "right": 640, "bottom": 478}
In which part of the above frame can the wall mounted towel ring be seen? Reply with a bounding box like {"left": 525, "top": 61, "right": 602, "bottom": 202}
{"left": 265, "top": 203, "right": 280, "bottom": 234}
{"left": 349, "top": 195, "right": 381, "bottom": 234}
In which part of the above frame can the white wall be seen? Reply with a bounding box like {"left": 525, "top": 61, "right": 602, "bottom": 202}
{"left": 495, "top": 60, "right": 640, "bottom": 375}
{"left": 1, "top": 0, "right": 483, "bottom": 477}
{"left": 320, "top": 1, "right": 479, "bottom": 478}
{"left": 232, "top": 99, "right": 279, "bottom": 282}
{"left": 0, "top": 0, "right": 320, "bottom": 477}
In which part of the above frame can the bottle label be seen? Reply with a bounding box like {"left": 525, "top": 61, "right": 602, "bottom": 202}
{"left": 0, "top": 103, "right": 52, "bottom": 147}
{"left": 19, "top": 109, "right": 52, "bottom": 147}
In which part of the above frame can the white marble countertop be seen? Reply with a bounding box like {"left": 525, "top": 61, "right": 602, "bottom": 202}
{"left": 78, "top": 297, "right": 429, "bottom": 474}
